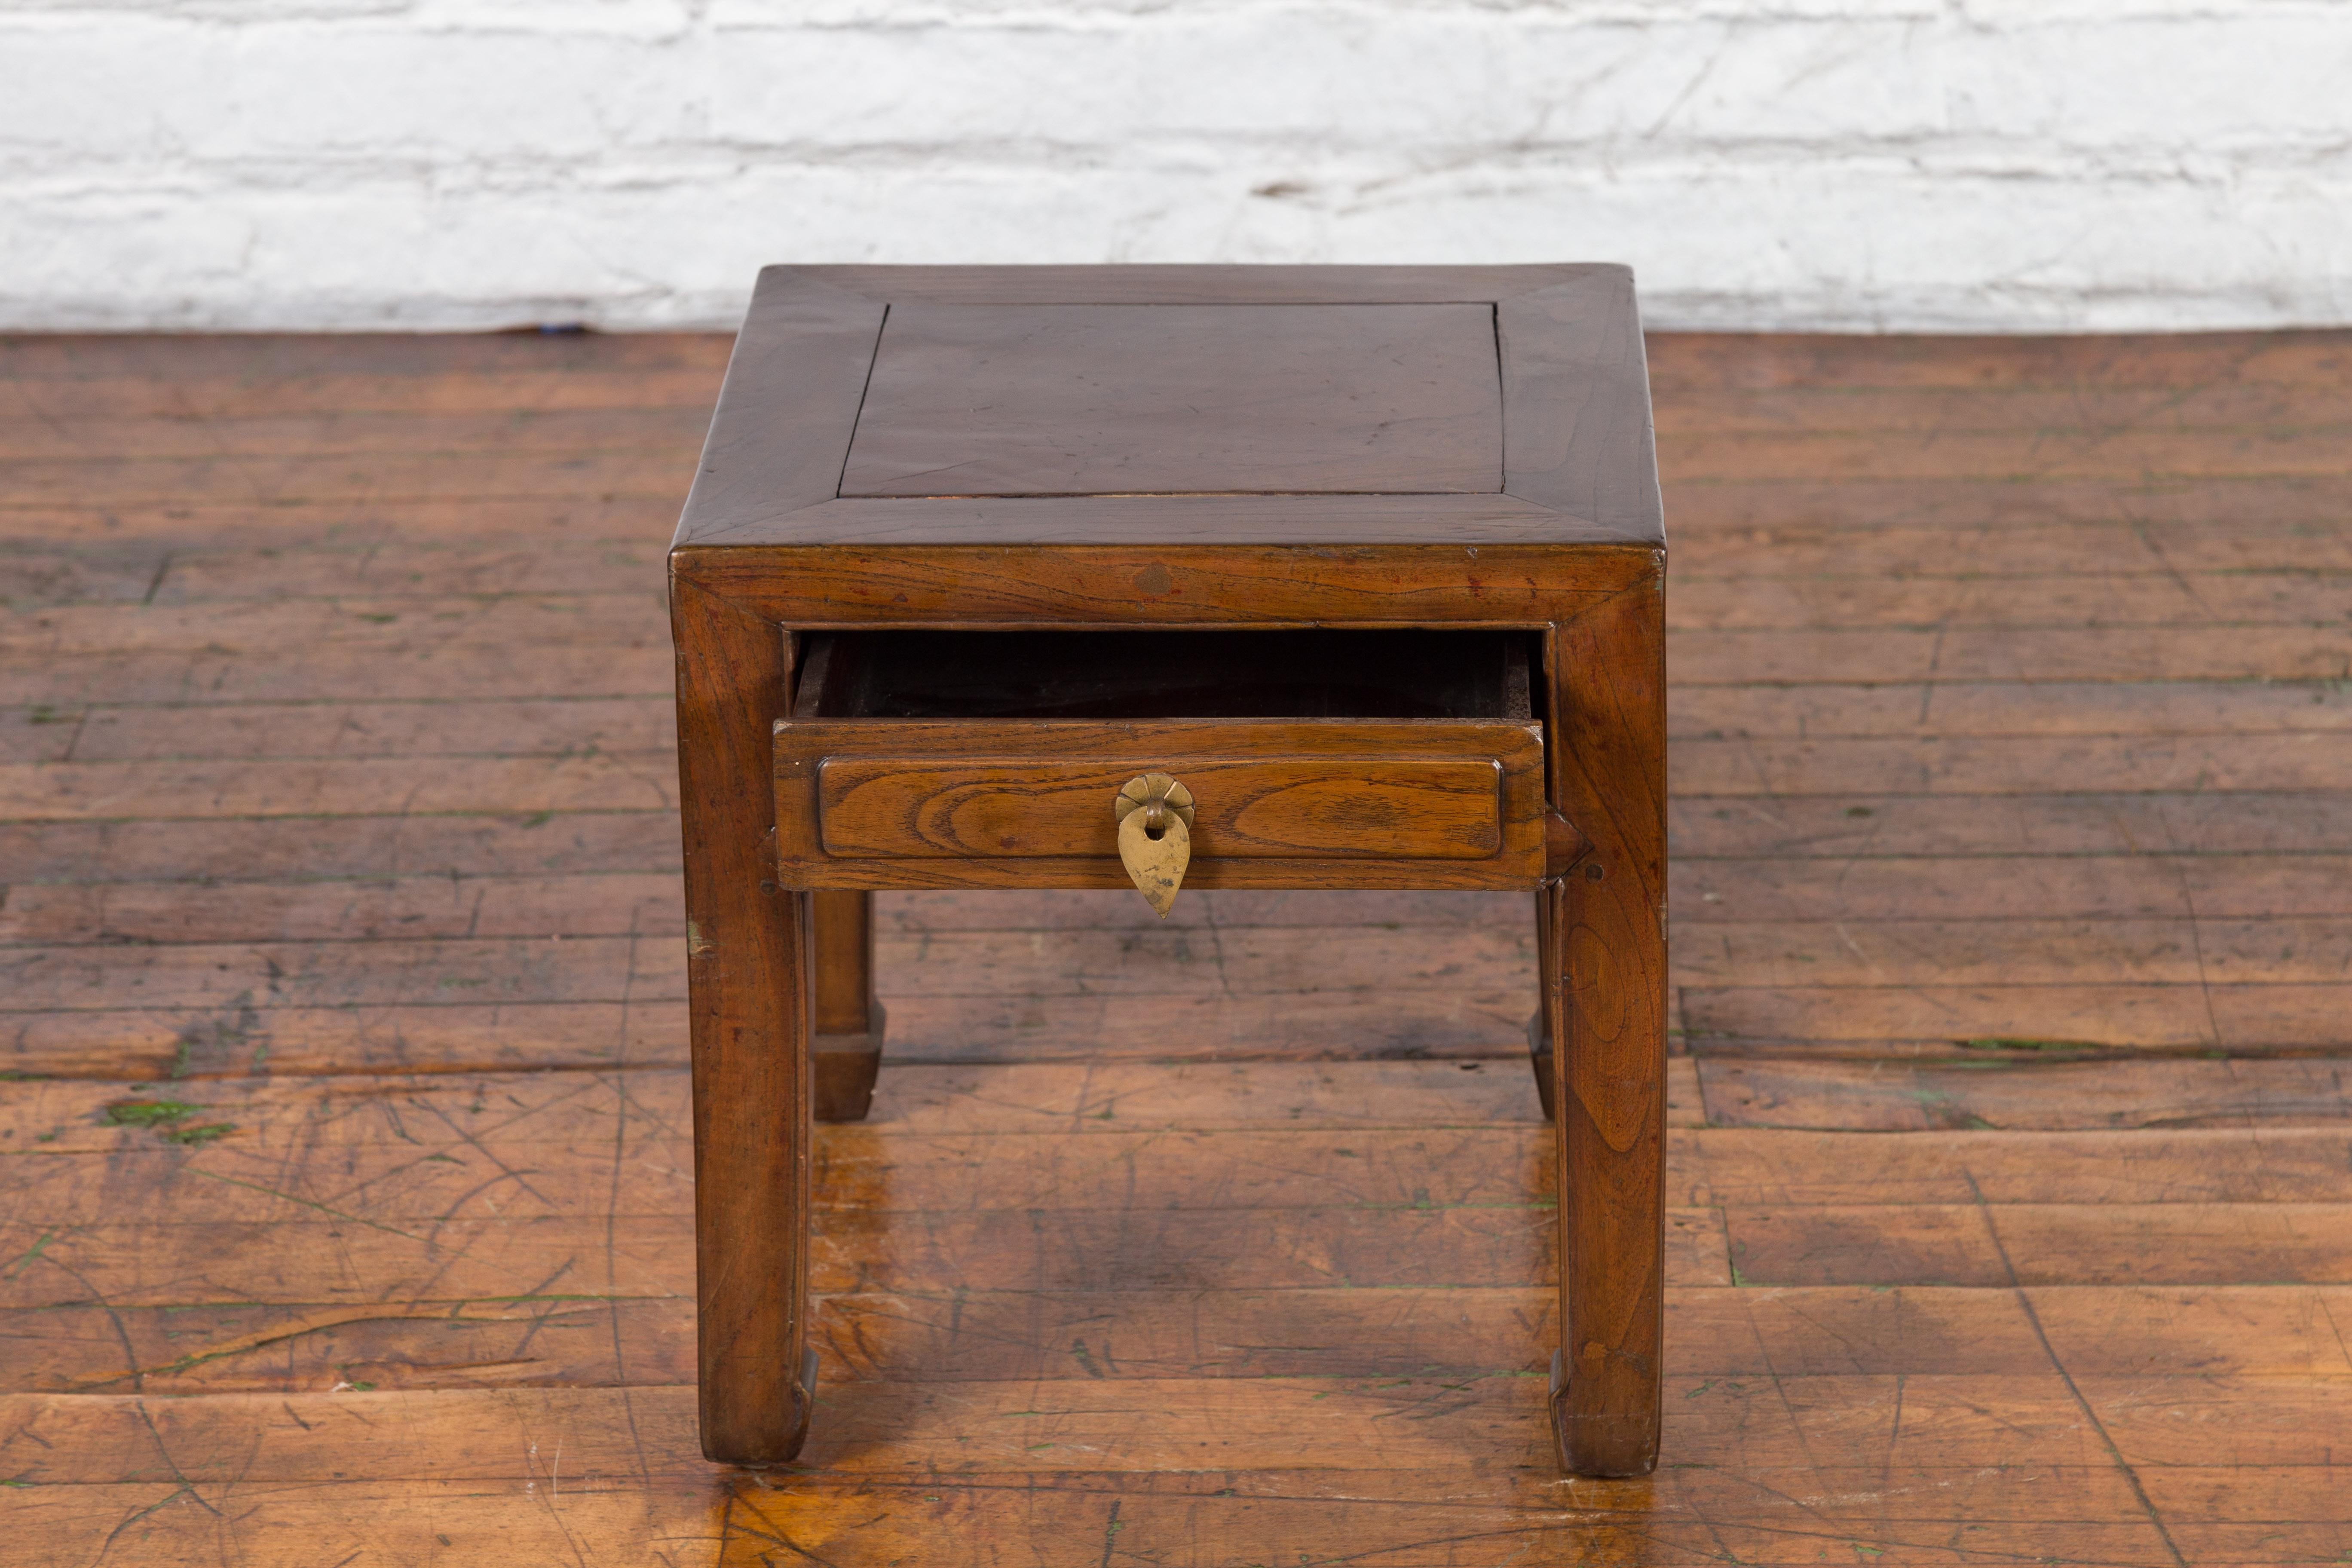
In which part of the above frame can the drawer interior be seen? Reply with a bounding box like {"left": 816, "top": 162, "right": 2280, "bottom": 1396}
{"left": 792, "top": 630, "right": 1536, "bottom": 722}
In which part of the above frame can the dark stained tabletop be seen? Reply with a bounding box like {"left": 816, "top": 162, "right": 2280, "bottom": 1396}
{"left": 673, "top": 265, "right": 1663, "bottom": 550}
{"left": 841, "top": 303, "right": 1504, "bottom": 498}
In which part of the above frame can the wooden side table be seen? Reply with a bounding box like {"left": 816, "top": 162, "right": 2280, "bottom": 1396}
{"left": 669, "top": 265, "right": 1666, "bottom": 1476}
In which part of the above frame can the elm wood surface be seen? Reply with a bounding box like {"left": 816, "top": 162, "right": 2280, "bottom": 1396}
{"left": 674, "top": 264, "right": 1661, "bottom": 548}
{"left": 801, "top": 652, "right": 888, "bottom": 1124}
{"left": 1543, "top": 582, "right": 1671, "bottom": 1474}
{"left": 672, "top": 539, "right": 1659, "bottom": 626}
{"left": 775, "top": 719, "right": 1549, "bottom": 886}
{"left": 671, "top": 577, "right": 817, "bottom": 1463}
{"left": 809, "top": 890, "right": 885, "bottom": 1124}
{"left": 782, "top": 633, "right": 1549, "bottom": 891}
{"left": 839, "top": 303, "right": 1506, "bottom": 496}
{"left": 678, "top": 263, "right": 1669, "bottom": 1476}
{"left": 6, "top": 328, "right": 2352, "bottom": 1564}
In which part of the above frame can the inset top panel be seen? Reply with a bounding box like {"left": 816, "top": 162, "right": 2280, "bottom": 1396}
{"left": 671, "top": 265, "right": 1663, "bottom": 549}
{"left": 839, "top": 303, "right": 1504, "bottom": 497}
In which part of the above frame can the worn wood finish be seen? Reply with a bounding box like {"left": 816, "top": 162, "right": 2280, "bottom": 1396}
{"left": 817, "top": 750, "right": 1507, "bottom": 859}
{"left": 676, "top": 264, "right": 1661, "bottom": 549}
{"left": 9, "top": 323, "right": 2352, "bottom": 1562}
{"left": 1544, "top": 580, "right": 1671, "bottom": 1476}
{"left": 840, "top": 302, "right": 1505, "bottom": 496}
{"left": 670, "top": 575, "right": 816, "bottom": 1463}
{"left": 777, "top": 718, "right": 1550, "bottom": 888}
{"left": 810, "top": 889, "right": 883, "bottom": 1123}
{"left": 671, "top": 538, "right": 1659, "bottom": 621}
{"left": 682, "top": 265, "right": 1664, "bottom": 1467}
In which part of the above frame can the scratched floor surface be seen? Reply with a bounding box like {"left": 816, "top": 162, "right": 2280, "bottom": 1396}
{"left": 3, "top": 330, "right": 2350, "bottom": 1565}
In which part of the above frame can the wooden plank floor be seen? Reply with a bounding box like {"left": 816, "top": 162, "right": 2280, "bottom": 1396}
{"left": 3, "top": 328, "right": 2349, "bottom": 1565}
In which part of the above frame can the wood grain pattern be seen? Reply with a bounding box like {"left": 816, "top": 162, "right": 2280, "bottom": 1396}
{"left": 821, "top": 754, "right": 1504, "bottom": 857}
{"left": 670, "top": 573, "right": 815, "bottom": 1463}
{"left": 778, "top": 719, "right": 1547, "bottom": 887}
{"left": 1498, "top": 274, "right": 1663, "bottom": 533}
{"left": 671, "top": 539, "right": 1655, "bottom": 625}
{"left": 8, "top": 322, "right": 2351, "bottom": 1563}
{"left": 694, "top": 265, "right": 1661, "bottom": 1470}
{"left": 809, "top": 888, "right": 884, "bottom": 1123}
{"left": 672, "top": 264, "right": 1661, "bottom": 549}
{"left": 839, "top": 302, "right": 1504, "bottom": 497}
{"left": 1544, "top": 573, "right": 1671, "bottom": 1476}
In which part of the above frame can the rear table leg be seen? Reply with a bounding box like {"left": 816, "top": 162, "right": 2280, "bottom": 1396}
{"left": 1528, "top": 893, "right": 1558, "bottom": 1122}
{"left": 812, "top": 890, "right": 886, "bottom": 1123}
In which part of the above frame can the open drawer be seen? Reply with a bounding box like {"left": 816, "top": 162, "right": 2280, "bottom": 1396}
{"left": 773, "top": 630, "right": 1553, "bottom": 891}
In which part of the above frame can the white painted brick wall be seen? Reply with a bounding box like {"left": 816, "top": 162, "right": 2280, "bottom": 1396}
{"left": 3, "top": 1, "right": 2347, "bottom": 331}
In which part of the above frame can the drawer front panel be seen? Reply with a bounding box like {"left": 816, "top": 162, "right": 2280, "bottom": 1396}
{"left": 775, "top": 719, "right": 1547, "bottom": 891}
{"left": 820, "top": 756, "right": 1504, "bottom": 859}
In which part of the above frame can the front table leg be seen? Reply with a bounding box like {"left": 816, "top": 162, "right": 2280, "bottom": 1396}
{"left": 672, "top": 579, "right": 817, "bottom": 1464}
{"left": 1544, "top": 577, "right": 1668, "bottom": 1477}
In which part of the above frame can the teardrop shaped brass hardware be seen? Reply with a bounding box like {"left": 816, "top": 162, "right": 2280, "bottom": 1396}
{"left": 1113, "top": 771, "right": 1194, "bottom": 918}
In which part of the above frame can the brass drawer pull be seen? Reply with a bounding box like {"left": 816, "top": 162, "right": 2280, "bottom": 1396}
{"left": 1113, "top": 771, "right": 1194, "bottom": 917}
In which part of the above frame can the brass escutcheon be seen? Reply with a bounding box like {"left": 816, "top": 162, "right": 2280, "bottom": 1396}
{"left": 1113, "top": 772, "right": 1195, "bottom": 918}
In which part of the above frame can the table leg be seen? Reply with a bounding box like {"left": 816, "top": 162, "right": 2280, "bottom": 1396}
{"left": 812, "top": 891, "right": 886, "bottom": 1122}
{"left": 1528, "top": 894, "right": 1558, "bottom": 1122}
{"left": 673, "top": 579, "right": 817, "bottom": 1464}
{"left": 1544, "top": 577, "right": 1667, "bottom": 1477}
